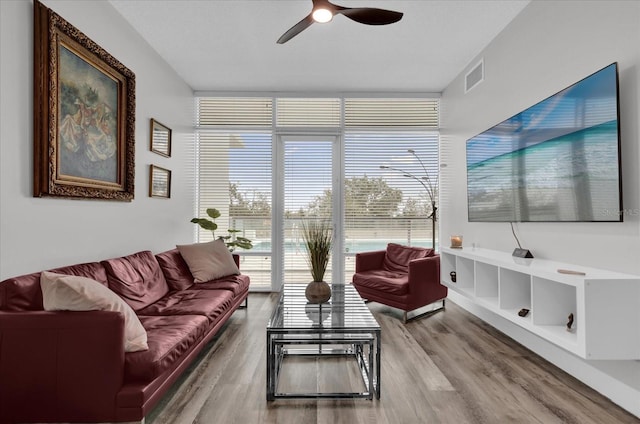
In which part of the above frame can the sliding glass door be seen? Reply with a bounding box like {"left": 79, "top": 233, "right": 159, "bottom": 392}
{"left": 275, "top": 134, "right": 341, "bottom": 290}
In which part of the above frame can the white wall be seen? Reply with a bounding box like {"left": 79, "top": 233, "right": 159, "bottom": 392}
{"left": 440, "top": 0, "right": 640, "bottom": 417}
{"left": 0, "top": 0, "right": 195, "bottom": 280}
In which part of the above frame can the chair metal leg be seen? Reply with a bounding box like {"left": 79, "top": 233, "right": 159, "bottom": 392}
{"left": 403, "top": 298, "right": 446, "bottom": 323}
{"left": 363, "top": 298, "right": 446, "bottom": 323}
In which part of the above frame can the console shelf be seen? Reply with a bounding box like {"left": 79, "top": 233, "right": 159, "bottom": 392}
{"left": 440, "top": 247, "right": 640, "bottom": 360}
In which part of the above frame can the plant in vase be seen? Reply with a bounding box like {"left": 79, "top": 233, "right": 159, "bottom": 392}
{"left": 191, "top": 208, "right": 253, "bottom": 251}
{"left": 301, "top": 219, "right": 332, "bottom": 304}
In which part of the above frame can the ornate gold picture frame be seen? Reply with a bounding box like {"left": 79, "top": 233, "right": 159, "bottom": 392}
{"left": 33, "top": 1, "right": 135, "bottom": 201}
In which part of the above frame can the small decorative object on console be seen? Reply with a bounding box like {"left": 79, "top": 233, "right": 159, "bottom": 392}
{"left": 450, "top": 235, "right": 463, "bottom": 248}
{"left": 567, "top": 313, "right": 574, "bottom": 332}
{"left": 449, "top": 271, "right": 457, "bottom": 283}
{"left": 518, "top": 308, "right": 530, "bottom": 317}
{"left": 558, "top": 269, "right": 586, "bottom": 276}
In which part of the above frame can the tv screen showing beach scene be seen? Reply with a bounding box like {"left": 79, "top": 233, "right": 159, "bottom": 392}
{"left": 466, "top": 63, "right": 622, "bottom": 222}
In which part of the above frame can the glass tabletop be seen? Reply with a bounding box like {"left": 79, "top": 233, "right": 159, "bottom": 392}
{"left": 267, "top": 284, "right": 380, "bottom": 331}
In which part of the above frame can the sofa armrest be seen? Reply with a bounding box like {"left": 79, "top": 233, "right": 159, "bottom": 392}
{"left": 355, "top": 250, "right": 387, "bottom": 273}
{"left": 0, "top": 310, "right": 125, "bottom": 423}
{"left": 407, "top": 255, "right": 446, "bottom": 304}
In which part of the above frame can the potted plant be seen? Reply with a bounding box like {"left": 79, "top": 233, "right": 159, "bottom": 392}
{"left": 301, "top": 219, "right": 332, "bottom": 303}
{"left": 191, "top": 208, "right": 253, "bottom": 251}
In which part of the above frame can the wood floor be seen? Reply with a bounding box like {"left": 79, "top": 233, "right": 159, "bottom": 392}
{"left": 145, "top": 292, "right": 639, "bottom": 424}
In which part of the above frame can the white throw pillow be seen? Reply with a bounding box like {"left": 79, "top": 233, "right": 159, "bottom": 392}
{"left": 176, "top": 239, "right": 240, "bottom": 283}
{"left": 40, "top": 271, "right": 148, "bottom": 352}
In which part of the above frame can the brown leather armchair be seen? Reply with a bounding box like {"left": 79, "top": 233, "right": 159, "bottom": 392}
{"left": 351, "top": 243, "right": 447, "bottom": 322}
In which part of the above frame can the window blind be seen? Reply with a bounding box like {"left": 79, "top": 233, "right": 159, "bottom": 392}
{"left": 198, "top": 97, "right": 272, "bottom": 127}
{"left": 196, "top": 97, "right": 273, "bottom": 288}
{"left": 276, "top": 98, "right": 341, "bottom": 127}
{"left": 345, "top": 98, "right": 439, "bottom": 128}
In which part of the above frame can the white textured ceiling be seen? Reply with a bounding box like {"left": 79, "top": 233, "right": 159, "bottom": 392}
{"left": 109, "top": 0, "right": 529, "bottom": 93}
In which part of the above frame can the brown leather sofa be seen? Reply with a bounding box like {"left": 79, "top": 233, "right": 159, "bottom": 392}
{"left": 352, "top": 243, "right": 447, "bottom": 322}
{"left": 0, "top": 248, "right": 248, "bottom": 423}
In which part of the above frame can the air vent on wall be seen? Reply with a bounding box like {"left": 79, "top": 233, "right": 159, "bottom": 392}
{"left": 465, "top": 59, "right": 484, "bottom": 93}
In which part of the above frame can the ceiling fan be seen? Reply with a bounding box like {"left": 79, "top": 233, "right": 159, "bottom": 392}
{"left": 277, "top": 0, "right": 403, "bottom": 44}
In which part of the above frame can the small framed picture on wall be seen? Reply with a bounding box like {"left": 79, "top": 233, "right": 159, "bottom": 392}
{"left": 149, "top": 165, "right": 171, "bottom": 198}
{"left": 150, "top": 119, "right": 172, "bottom": 157}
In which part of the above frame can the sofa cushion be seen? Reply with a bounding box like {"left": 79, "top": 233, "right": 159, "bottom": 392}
{"left": 40, "top": 271, "right": 148, "bottom": 352}
{"left": 0, "top": 262, "right": 107, "bottom": 312}
{"left": 188, "top": 274, "right": 250, "bottom": 296}
{"left": 155, "top": 249, "right": 195, "bottom": 291}
{"left": 136, "top": 289, "right": 234, "bottom": 323}
{"left": 101, "top": 251, "right": 170, "bottom": 312}
{"left": 352, "top": 270, "right": 409, "bottom": 296}
{"left": 382, "top": 243, "right": 434, "bottom": 274}
{"left": 176, "top": 240, "right": 239, "bottom": 283}
{"left": 125, "top": 315, "right": 209, "bottom": 382}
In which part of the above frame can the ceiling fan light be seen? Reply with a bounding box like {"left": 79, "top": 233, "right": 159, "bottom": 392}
{"left": 312, "top": 8, "right": 333, "bottom": 23}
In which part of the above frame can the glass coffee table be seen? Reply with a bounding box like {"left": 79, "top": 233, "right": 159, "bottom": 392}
{"left": 266, "top": 284, "right": 381, "bottom": 400}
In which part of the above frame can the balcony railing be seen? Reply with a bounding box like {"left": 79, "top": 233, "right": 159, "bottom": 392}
{"left": 222, "top": 216, "right": 436, "bottom": 289}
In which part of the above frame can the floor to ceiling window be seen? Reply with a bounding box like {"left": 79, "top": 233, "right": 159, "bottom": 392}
{"left": 195, "top": 96, "right": 439, "bottom": 291}
{"left": 195, "top": 97, "right": 273, "bottom": 288}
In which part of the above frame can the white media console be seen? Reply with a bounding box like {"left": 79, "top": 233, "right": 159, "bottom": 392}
{"left": 440, "top": 247, "right": 640, "bottom": 360}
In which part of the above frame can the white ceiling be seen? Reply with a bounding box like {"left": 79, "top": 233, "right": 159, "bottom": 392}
{"left": 109, "top": 0, "right": 530, "bottom": 93}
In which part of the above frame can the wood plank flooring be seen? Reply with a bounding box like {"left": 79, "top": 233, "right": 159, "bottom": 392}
{"left": 145, "top": 292, "right": 639, "bottom": 424}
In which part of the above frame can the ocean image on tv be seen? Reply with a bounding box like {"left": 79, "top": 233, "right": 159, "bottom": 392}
{"left": 466, "top": 63, "right": 621, "bottom": 222}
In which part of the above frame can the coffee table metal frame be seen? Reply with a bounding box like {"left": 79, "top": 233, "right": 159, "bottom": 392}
{"left": 266, "top": 284, "right": 381, "bottom": 400}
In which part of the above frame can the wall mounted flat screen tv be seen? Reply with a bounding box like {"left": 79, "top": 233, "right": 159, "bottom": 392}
{"left": 466, "top": 63, "right": 622, "bottom": 222}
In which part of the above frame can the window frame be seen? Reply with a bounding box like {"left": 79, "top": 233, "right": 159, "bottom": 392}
{"left": 195, "top": 94, "right": 440, "bottom": 291}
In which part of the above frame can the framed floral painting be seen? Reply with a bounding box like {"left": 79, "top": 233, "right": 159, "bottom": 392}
{"left": 33, "top": 0, "right": 135, "bottom": 201}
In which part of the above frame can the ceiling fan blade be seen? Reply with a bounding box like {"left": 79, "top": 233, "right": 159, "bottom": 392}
{"left": 336, "top": 7, "right": 403, "bottom": 25}
{"left": 277, "top": 14, "right": 315, "bottom": 44}
{"left": 277, "top": 1, "right": 403, "bottom": 44}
